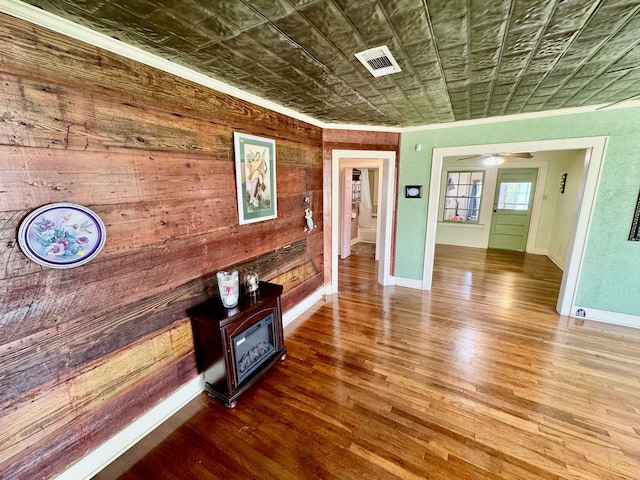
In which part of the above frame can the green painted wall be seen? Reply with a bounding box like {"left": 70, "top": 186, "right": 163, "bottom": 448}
{"left": 396, "top": 107, "right": 640, "bottom": 316}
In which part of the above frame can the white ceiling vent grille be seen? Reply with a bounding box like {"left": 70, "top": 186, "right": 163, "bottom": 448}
{"left": 355, "top": 45, "right": 402, "bottom": 77}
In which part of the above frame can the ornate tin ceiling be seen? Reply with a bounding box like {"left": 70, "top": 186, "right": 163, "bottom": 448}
{"left": 17, "top": 0, "right": 640, "bottom": 127}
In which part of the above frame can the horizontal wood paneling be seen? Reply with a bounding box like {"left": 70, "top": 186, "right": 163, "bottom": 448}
{"left": 0, "top": 12, "right": 323, "bottom": 479}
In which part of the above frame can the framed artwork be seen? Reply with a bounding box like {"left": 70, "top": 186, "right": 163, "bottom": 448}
{"left": 17, "top": 203, "right": 106, "bottom": 268}
{"left": 629, "top": 188, "right": 640, "bottom": 241}
{"left": 405, "top": 185, "right": 423, "bottom": 198}
{"left": 234, "top": 132, "right": 277, "bottom": 225}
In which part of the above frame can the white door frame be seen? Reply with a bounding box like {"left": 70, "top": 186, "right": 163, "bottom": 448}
{"left": 330, "top": 150, "right": 396, "bottom": 293}
{"left": 422, "top": 137, "right": 608, "bottom": 316}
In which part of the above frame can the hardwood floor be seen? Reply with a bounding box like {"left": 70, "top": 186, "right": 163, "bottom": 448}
{"left": 93, "top": 246, "right": 640, "bottom": 479}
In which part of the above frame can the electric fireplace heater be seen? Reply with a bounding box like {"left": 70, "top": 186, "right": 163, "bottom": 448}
{"left": 189, "top": 282, "right": 286, "bottom": 408}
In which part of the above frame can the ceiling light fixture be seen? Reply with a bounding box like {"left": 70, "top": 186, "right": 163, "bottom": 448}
{"left": 484, "top": 155, "right": 504, "bottom": 166}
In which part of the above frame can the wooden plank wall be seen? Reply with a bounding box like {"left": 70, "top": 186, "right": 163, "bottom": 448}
{"left": 321, "top": 129, "right": 401, "bottom": 284}
{"left": 0, "top": 13, "right": 323, "bottom": 480}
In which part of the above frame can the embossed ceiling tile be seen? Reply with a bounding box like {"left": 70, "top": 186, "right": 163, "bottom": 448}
{"left": 243, "top": 24, "right": 323, "bottom": 76}
{"left": 195, "top": 42, "right": 261, "bottom": 73}
{"left": 244, "top": 0, "right": 295, "bottom": 21}
{"left": 470, "top": 48, "right": 501, "bottom": 70}
{"left": 545, "top": 0, "right": 600, "bottom": 33}
{"left": 502, "top": 26, "right": 543, "bottom": 54}
{"left": 497, "top": 54, "right": 529, "bottom": 72}
{"left": 510, "top": 0, "right": 556, "bottom": 28}
{"left": 470, "top": 0, "right": 510, "bottom": 24}
{"left": 298, "top": 0, "right": 355, "bottom": 39}
{"left": 608, "top": 49, "right": 640, "bottom": 72}
{"left": 539, "top": 73, "right": 571, "bottom": 88}
{"left": 534, "top": 30, "right": 581, "bottom": 58}
{"left": 470, "top": 22, "right": 507, "bottom": 51}
{"left": 511, "top": 84, "right": 537, "bottom": 97}
{"left": 393, "top": 75, "right": 425, "bottom": 91}
{"left": 91, "top": 3, "right": 172, "bottom": 43}
{"left": 403, "top": 43, "right": 439, "bottom": 69}
{"left": 424, "top": 79, "right": 449, "bottom": 97}
{"left": 389, "top": 8, "right": 432, "bottom": 47}
{"left": 431, "top": 16, "right": 468, "bottom": 48}
{"left": 471, "top": 81, "right": 491, "bottom": 94}
{"left": 34, "top": 0, "right": 106, "bottom": 16}
{"left": 522, "top": 57, "right": 559, "bottom": 74}
{"left": 213, "top": 34, "right": 267, "bottom": 68}
{"left": 329, "top": 31, "right": 364, "bottom": 59}
{"left": 470, "top": 68, "right": 497, "bottom": 83}
{"left": 427, "top": 0, "right": 467, "bottom": 21}
{"left": 414, "top": 62, "right": 444, "bottom": 82}
{"left": 581, "top": 3, "right": 639, "bottom": 36}
{"left": 379, "top": 0, "right": 424, "bottom": 19}
{"left": 336, "top": 0, "right": 395, "bottom": 45}
{"left": 113, "top": 0, "right": 164, "bottom": 19}
{"left": 270, "top": 17, "right": 357, "bottom": 77}
{"left": 494, "top": 69, "right": 522, "bottom": 83}
{"left": 517, "top": 72, "right": 546, "bottom": 87}
{"left": 442, "top": 64, "right": 470, "bottom": 83}
{"left": 153, "top": 14, "right": 219, "bottom": 50}
{"left": 490, "top": 92, "right": 511, "bottom": 104}
{"left": 439, "top": 44, "right": 468, "bottom": 67}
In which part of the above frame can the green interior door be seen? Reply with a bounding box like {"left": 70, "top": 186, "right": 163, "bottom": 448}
{"left": 488, "top": 168, "right": 538, "bottom": 251}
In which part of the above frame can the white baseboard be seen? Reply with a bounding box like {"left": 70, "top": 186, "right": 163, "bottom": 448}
{"left": 54, "top": 375, "right": 204, "bottom": 480}
{"left": 282, "top": 287, "right": 325, "bottom": 327}
{"left": 546, "top": 251, "right": 565, "bottom": 271}
{"left": 55, "top": 287, "right": 325, "bottom": 480}
{"left": 393, "top": 276, "right": 423, "bottom": 290}
{"left": 572, "top": 306, "right": 640, "bottom": 329}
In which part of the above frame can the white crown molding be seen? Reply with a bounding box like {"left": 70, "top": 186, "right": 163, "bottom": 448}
{"left": 401, "top": 100, "right": 640, "bottom": 132}
{"left": 3, "top": 0, "right": 640, "bottom": 134}
{"left": 0, "top": 0, "right": 323, "bottom": 127}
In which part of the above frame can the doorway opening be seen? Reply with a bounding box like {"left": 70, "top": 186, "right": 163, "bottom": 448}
{"left": 423, "top": 137, "right": 607, "bottom": 316}
{"left": 331, "top": 150, "right": 396, "bottom": 293}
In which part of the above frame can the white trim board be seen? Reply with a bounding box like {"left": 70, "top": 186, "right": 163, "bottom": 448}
{"left": 423, "top": 137, "right": 608, "bottom": 318}
{"left": 573, "top": 306, "right": 640, "bottom": 329}
{"left": 53, "top": 284, "right": 325, "bottom": 480}
{"left": 54, "top": 375, "right": 204, "bottom": 480}
{"left": 330, "top": 151, "right": 396, "bottom": 291}
{"left": 394, "top": 277, "right": 421, "bottom": 290}
{"left": 2, "top": 0, "right": 640, "bottom": 134}
{"left": 282, "top": 287, "right": 324, "bottom": 328}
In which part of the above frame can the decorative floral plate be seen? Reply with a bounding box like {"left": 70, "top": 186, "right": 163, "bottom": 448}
{"left": 17, "top": 203, "right": 106, "bottom": 269}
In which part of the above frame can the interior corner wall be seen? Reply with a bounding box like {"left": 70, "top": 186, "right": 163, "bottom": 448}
{"left": 546, "top": 150, "right": 587, "bottom": 269}
{"left": 0, "top": 13, "right": 322, "bottom": 480}
{"left": 396, "top": 108, "right": 640, "bottom": 318}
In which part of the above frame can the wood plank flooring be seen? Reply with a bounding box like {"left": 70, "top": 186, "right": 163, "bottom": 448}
{"left": 92, "top": 245, "right": 640, "bottom": 479}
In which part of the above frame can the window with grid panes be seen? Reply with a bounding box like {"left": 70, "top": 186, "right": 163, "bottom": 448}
{"left": 443, "top": 171, "right": 484, "bottom": 222}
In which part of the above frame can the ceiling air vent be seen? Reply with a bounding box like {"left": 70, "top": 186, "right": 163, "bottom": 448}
{"left": 355, "top": 45, "right": 402, "bottom": 77}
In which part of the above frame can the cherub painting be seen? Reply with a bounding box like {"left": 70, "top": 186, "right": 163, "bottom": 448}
{"left": 234, "top": 133, "right": 277, "bottom": 224}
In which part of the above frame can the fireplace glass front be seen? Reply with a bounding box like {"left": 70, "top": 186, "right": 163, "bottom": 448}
{"left": 233, "top": 313, "right": 276, "bottom": 383}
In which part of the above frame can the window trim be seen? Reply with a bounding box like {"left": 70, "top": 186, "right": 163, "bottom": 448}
{"left": 441, "top": 169, "right": 485, "bottom": 224}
